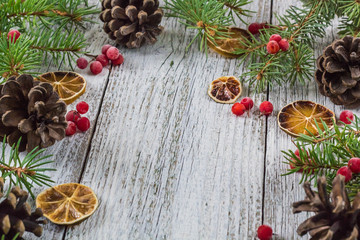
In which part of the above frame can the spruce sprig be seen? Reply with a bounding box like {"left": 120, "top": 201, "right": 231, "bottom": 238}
{"left": 282, "top": 115, "right": 360, "bottom": 198}
{"left": 0, "top": 137, "right": 55, "bottom": 199}
{"left": 0, "top": 0, "right": 99, "bottom": 79}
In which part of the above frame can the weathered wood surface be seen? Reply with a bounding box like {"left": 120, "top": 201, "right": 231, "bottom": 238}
{"left": 18, "top": 0, "right": 354, "bottom": 239}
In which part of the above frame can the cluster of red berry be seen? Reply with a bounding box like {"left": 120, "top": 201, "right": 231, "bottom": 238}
{"left": 231, "top": 97, "right": 273, "bottom": 117}
{"left": 76, "top": 44, "right": 124, "bottom": 75}
{"left": 7, "top": 29, "right": 21, "bottom": 43}
{"left": 257, "top": 224, "right": 273, "bottom": 240}
{"left": 266, "top": 34, "right": 289, "bottom": 54}
{"left": 65, "top": 101, "right": 90, "bottom": 136}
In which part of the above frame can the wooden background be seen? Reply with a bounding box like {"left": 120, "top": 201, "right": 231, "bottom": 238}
{"left": 18, "top": 0, "right": 353, "bottom": 239}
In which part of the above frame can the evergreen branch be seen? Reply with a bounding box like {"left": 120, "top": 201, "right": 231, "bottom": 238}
{"left": 0, "top": 137, "right": 55, "bottom": 199}
{"left": 282, "top": 115, "right": 360, "bottom": 198}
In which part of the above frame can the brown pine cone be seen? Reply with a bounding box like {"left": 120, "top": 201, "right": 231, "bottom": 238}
{"left": 0, "top": 178, "right": 46, "bottom": 240}
{"left": 100, "top": 0, "right": 164, "bottom": 48}
{"left": 293, "top": 175, "right": 360, "bottom": 240}
{"left": 315, "top": 36, "right": 360, "bottom": 106}
{"left": 0, "top": 74, "right": 67, "bottom": 152}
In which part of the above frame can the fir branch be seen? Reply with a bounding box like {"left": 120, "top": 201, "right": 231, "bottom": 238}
{"left": 282, "top": 115, "right": 360, "bottom": 198}
{"left": 0, "top": 137, "right": 55, "bottom": 199}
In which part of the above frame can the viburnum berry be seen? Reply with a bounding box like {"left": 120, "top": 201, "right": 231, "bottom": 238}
{"left": 340, "top": 110, "right": 354, "bottom": 124}
{"left": 112, "top": 54, "right": 124, "bottom": 65}
{"left": 231, "top": 103, "right": 246, "bottom": 116}
{"left": 248, "top": 23, "right": 262, "bottom": 35}
{"left": 77, "top": 117, "right": 90, "bottom": 132}
{"left": 76, "top": 101, "right": 89, "bottom": 114}
{"left": 65, "top": 121, "right": 77, "bottom": 136}
{"left": 337, "top": 166, "right": 352, "bottom": 182}
{"left": 101, "top": 44, "right": 112, "bottom": 55}
{"left": 106, "top": 46, "right": 120, "bottom": 60}
{"left": 348, "top": 158, "right": 360, "bottom": 174}
{"left": 279, "top": 39, "right": 289, "bottom": 51}
{"left": 294, "top": 148, "right": 309, "bottom": 157}
{"left": 259, "top": 101, "right": 273, "bottom": 116}
{"left": 66, "top": 110, "right": 81, "bottom": 123}
{"left": 90, "top": 61, "right": 103, "bottom": 75}
{"left": 269, "top": 34, "right": 282, "bottom": 42}
{"left": 7, "top": 29, "right": 21, "bottom": 43}
{"left": 96, "top": 54, "right": 109, "bottom": 67}
{"left": 266, "top": 40, "right": 280, "bottom": 54}
{"left": 257, "top": 225, "right": 273, "bottom": 240}
{"left": 76, "top": 58, "right": 88, "bottom": 69}
{"left": 240, "top": 97, "right": 254, "bottom": 110}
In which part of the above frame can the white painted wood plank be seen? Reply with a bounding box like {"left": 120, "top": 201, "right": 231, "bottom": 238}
{"left": 64, "top": 1, "right": 272, "bottom": 239}
{"left": 262, "top": 1, "right": 359, "bottom": 239}
{"left": 18, "top": 0, "right": 114, "bottom": 239}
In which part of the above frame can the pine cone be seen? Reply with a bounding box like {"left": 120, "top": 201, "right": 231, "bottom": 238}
{"left": 100, "top": 0, "right": 164, "bottom": 48}
{"left": 315, "top": 36, "right": 360, "bottom": 106}
{"left": 0, "top": 178, "right": 46, "bottom": 239}
{"left": 293, "top": 175, "right": 360, "bottom": 240}
{"left": 0, "top": 74, "right": 67, "bottom": 152}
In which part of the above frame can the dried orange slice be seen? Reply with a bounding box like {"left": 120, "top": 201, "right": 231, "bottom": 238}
{"left": 36, "top": 183, "right": 98, "bottom": 225}
{"left": 278, "top": 100, "right": 336, "bottom": 137}
{"left": 38, "top": 72, "right": 86, "bottom": 105}
{"left": 208, "top": 76, "right": 242, "bottom": 103}
{"left": 207, "top": 27, "right": 250, "bottom": 58}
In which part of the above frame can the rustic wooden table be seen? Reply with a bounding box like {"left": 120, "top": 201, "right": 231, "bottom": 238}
{"left": 21, "top": 0, "right": 351, "bottom": 239}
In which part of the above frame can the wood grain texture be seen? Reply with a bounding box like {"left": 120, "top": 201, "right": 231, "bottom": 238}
{"left": 9, "top": 0, "right": 353, "bottom": 239}
{"left": 64, "top": 0, "right": 271, "bottom": 239}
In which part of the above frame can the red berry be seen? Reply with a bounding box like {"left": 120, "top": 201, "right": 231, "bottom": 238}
{"left": 106, "top": 47, "right": 120, "bottom": 60}
{"left": 248, "top": 23, "right": 262, "bottom": 35}
{"left": 337, "top": 166, "right": 352, "bottom": 182}
{"left": 77, "top": 117, "right": 90, "bottom": 132}
{"left": 231, "top": 103, "right": 246, "bottom": 116}
{"left": 76, "top": 58, "right": 88, "bottom": 69}
{"left": 259, "top": 101, "right": 273, "bottom": 116}
{"left": 240, "top": 97, "right": 254, "bottom": 110}
{"left": 101, "top": 44, "right": 112, "bottom": 54}
{"left": 269, "top": 34, "right": 282, "bottom": 42}
{"left": 340, "top": 110, "right": 354, "bottom": 124}
{"left": 112, "top": 54, "right": 124, "bottom": 65}
{"left": 65, "top": 121, "right": 77, "bottom": 136}
{"left": 90, "top": 61, "right": 103, "bottom": 75}
{"left": 266, "top": 40, "right": 280, "bottom": 54}
{"left": 76, "top": 101, "right": 89, "bottom": 114}
{"left": 348, "top": 158, "right": 360, "bottom": 174}
{"left": 294, "top": 148, "right": 309, "bottom": 157}
{"left": 257, "top": 225, "right": 273, "bottom": 240}
{"left": 279, "top": 39, "right": 289, "bottom": 51}
{"left": 7, "top": 29, "right": 21, "bottom": 43}
{"left": 260, "top": 22, "right": 271, "bottom": 29}
{"left": 96, "top": 54, "right": 109, "bottom": 67}
{"left": 66, "top": 110, "right": 81, "bottom": 123}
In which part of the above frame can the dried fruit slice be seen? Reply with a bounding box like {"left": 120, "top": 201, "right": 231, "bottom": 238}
{"left": 278, "top": 100, "right": 336, "bottom": 137}
{"left": 208, "top": 76, "right": 242, "bottom": 104}
{"left": 38, "top": 72, "right": 86, "bottom": 105}
{"left": 207, "top": 27, "right": 250, "bottom": 58}
{"left": 36, "top": 183, "right": 98, "bottom": 225}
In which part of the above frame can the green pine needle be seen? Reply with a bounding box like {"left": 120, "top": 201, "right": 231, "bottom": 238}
{"left": 0, "top": 137, "right": 55, "bottom": 199}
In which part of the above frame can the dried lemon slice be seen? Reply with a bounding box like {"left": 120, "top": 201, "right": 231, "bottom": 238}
{"left": 208, "top": 76, "right": 242, "bottom": 104}
{"left": 207, "top": 27, "right": 250, "bottom": 58}
{"left": 278, "top": 100, "right": 336, "bottom": 137}
{"left": 38, "top": 72, "right": 86, "bottom": 105}
{"left": 36, "top": 183, "right": 98, "bottom": 225}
